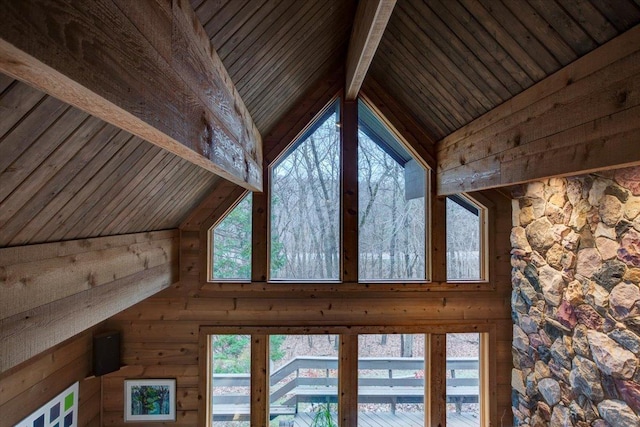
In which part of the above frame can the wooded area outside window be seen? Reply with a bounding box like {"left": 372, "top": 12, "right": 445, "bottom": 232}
{"left": 358, "top": 100, "right": 427, "bottom": 281}
{"left": 270, "top": 100, "right": 341, "bottom": 281}
{"left": 209, "top": 193, "right": 252, "bottom": 281}
{"left": 445, "top": 195, "right": 487, "bottom": 281}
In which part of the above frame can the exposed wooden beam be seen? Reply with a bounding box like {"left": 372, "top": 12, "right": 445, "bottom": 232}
{"left": 345, "top": 0, "right": 396, "bottom": 100}
{"left": 0, "top": 230, "right": 178, "bottom": 372}
{"left": 437, "top": 26, "right": 640, "bottom": 195}
{"left": 0, "top": 0, "right": 262, "bottom": 191}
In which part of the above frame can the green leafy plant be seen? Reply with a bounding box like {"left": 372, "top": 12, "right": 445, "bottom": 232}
{"left": 310, "top": 403, "right": 336, "bottom": 427}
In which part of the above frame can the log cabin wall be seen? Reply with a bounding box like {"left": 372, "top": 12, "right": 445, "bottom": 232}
{"left": 0, "top": 328, "right": 101, "bottom": 427}
{"left": 103, "top": 77, "right": 515, "bottom": 426}
{"left": 0, "top": 230, "right": 179, "bottom": 426}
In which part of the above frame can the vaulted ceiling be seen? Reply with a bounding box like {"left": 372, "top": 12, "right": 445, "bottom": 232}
{"left": 1, "top": 0, "right": 639, "bottom": 247}
{"left": 370, "top": 0, "right": 640, "bottom": 140}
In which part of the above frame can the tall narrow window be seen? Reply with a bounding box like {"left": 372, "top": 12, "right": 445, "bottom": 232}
{"left": 446, "top": 333, "right": 481, "bottom": 426}
{"left": 210, "top": 193, "right": 252, "bottom": 281}
{"left": 358, "top": 334, "right": 426, "bottom": 425}
{"left": 268, "top": 335, "right": 339, "bottom": 425}
{"left": 210, "top": 335, "right": 251, "bottom": 425}
{"left": 358, "top": 100, "right": 427, "bottom": 281}
{"left": 270, "top": 101, "right": 340, "bottom": 280}
{"left": 446, "top": 195, "right": 484, "bottom": 281}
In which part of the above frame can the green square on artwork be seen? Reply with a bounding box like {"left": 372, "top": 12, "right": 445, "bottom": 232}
{"left": 64, "top": 392, "right": 74, "bottom": 411}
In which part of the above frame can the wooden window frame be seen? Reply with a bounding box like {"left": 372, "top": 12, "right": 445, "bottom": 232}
{"left": 204, "top": 94, "right": 496, "bottom": 291}
{"left": 267, "top": 97, "right": 343, "bottom": 283}
{"left": 444, "top": 193, "right": 490, "bottom": 283}
{"left": 356, "top": 97, "right": 431, "bottom": 284}
{"left": 207, "top": 191, "right": 253, "bottom": 283}
{"left": 199, "top": 325, "right": 494, "bottom": 427}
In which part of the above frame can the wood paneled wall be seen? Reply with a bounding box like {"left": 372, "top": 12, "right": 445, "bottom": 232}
{"left": 102, "top": 76, "right": 514, "bottom": 426}
{"left": 0, "top": 78, "right": 220, "bottom": 247}
{"left": 0, "top": 328, "right": 101, "bottom": 427}
{"left": 0, "top": 230, "right": 179, "bottom": 373}
{"left": 102, "top": 192, "right": 513, "bottom": 426}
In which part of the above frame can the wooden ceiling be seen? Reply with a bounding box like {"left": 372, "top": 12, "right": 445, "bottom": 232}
{"left": 0, "top": 0, "right": 356, "bottom": 246}
{"left": 0, "top": 76, "right": 219, "bottom": 246}
{"left": 191, "top": 0, "right": 357, "bottom": 133}
{"left": 370, "top": 0, "right": 640, "bottom": 140}
{"left": 1, "top": 0, "right": 639, "bottom": 246}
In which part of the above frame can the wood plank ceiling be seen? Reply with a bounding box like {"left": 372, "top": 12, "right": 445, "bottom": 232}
{"left": 1, "top": 0, "right": 639, "bottom": 247}
{"left": 370, "top": 0, "right": 640, "bottom": 141}
{"left": 0, "top": 0, "right": 356, "bottom": 247}
{"left": 191, "top": 0, "right": 357, "bottom": 132}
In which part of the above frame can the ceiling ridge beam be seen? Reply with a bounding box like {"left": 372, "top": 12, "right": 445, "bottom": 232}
{"left": 345, "top": 0, "right": 397, "bottom": 100}
{"left": 0, "top": 0, "right": 262, "bottom": 191}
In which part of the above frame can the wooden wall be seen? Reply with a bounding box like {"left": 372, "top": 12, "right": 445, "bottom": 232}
{"left": 190, "top": 0, "right": 357, "bottom": 134}
{"left": 0, "top": 78, "right": 220, "bottom": 248}
{"left": 0, "top": 230, "right": 179, "bottom": 373}
{"left": 102, "top": 76, "right": 514, "bottom": 426}
{"left": 437, "top": 26, "right": 640, "bottom": 195}
{"left": 0, "top": 328, "right": 101, "bottom": 427}
{"left": 102, "top": 192, "right": 513, "bottom": 426}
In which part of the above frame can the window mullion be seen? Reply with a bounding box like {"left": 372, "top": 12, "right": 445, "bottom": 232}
{"left": 253, "top": 167, "right": 268, "bottom": 282}
{"left": 341, "top": 99, "right": 359, "bottom": 283}
{"left": 252, "top": 334, "right": 269, "bottom": 427}
{"left": 428, "top": 334, "right": 447, "bottom": 427}
{"left": 339, "top": 334, "right": 358, "bottom": 427}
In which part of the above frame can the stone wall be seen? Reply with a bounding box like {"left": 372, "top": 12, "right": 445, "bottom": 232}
{"left": 510, "top": 166, "right": 640, "bottom": 427}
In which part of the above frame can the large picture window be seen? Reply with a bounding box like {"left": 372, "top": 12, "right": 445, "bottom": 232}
{"left": 268, "top": 335, "right": 339, "bottom": 425}
{"left": 358, "top": 100, "right": 427, "bottom": 281}
{"left": 210, "top": 335, "right": 251, "bottom": 425}
{"left": 270, "top": 101, "right": 341, "bottom": 281}
{"left": 446, "top": 333, "right": 481, "bottom": 426}
{"left": 203, "top": 328, "right": 490, "bottom": 427}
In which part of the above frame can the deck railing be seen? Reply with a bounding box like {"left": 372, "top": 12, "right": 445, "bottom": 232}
{"left": 211, "top": 356, "right": 479, "bottom": 420}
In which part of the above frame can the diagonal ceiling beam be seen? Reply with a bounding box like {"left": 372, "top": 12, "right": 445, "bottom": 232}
{"left": 0, "top": 0, "right": 262, "bottom": 191}
{"left": 345, "top": 0, "right": 397, "bottom": 101}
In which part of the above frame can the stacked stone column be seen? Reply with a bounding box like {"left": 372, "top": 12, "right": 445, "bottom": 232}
{"left": 511, "top": 167, "right": 640, "bottom": 427}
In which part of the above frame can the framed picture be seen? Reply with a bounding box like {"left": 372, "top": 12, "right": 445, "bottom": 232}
{"left": 124, "top": 379, "right": 176, "bottom": 422}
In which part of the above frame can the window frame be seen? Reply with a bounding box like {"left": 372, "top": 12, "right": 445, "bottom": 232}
{"left": 199, "top": 325, "right": 493, "bottom": 427}
{"left": 356, "top": 98, "right": 431, "bottom": 283}
{"left": 207, "top": 190, "right": 253, "bottom": 283}
{"left": 444, "top": 193, "right": 489, "bottom": 283}
{"left": 204, "top": 94, "right": 498, "bottom": 291}
{"left": 267, "top": 98, "right": 343, "bottom": 283}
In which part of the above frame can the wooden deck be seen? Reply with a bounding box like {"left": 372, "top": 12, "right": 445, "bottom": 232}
{"left": 289, "top": 412, "right": 479, "bottom": 426}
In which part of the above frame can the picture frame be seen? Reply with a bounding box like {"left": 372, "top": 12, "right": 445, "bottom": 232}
{"left": 124, "top": 379, "right": 176, "bottom": 422}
